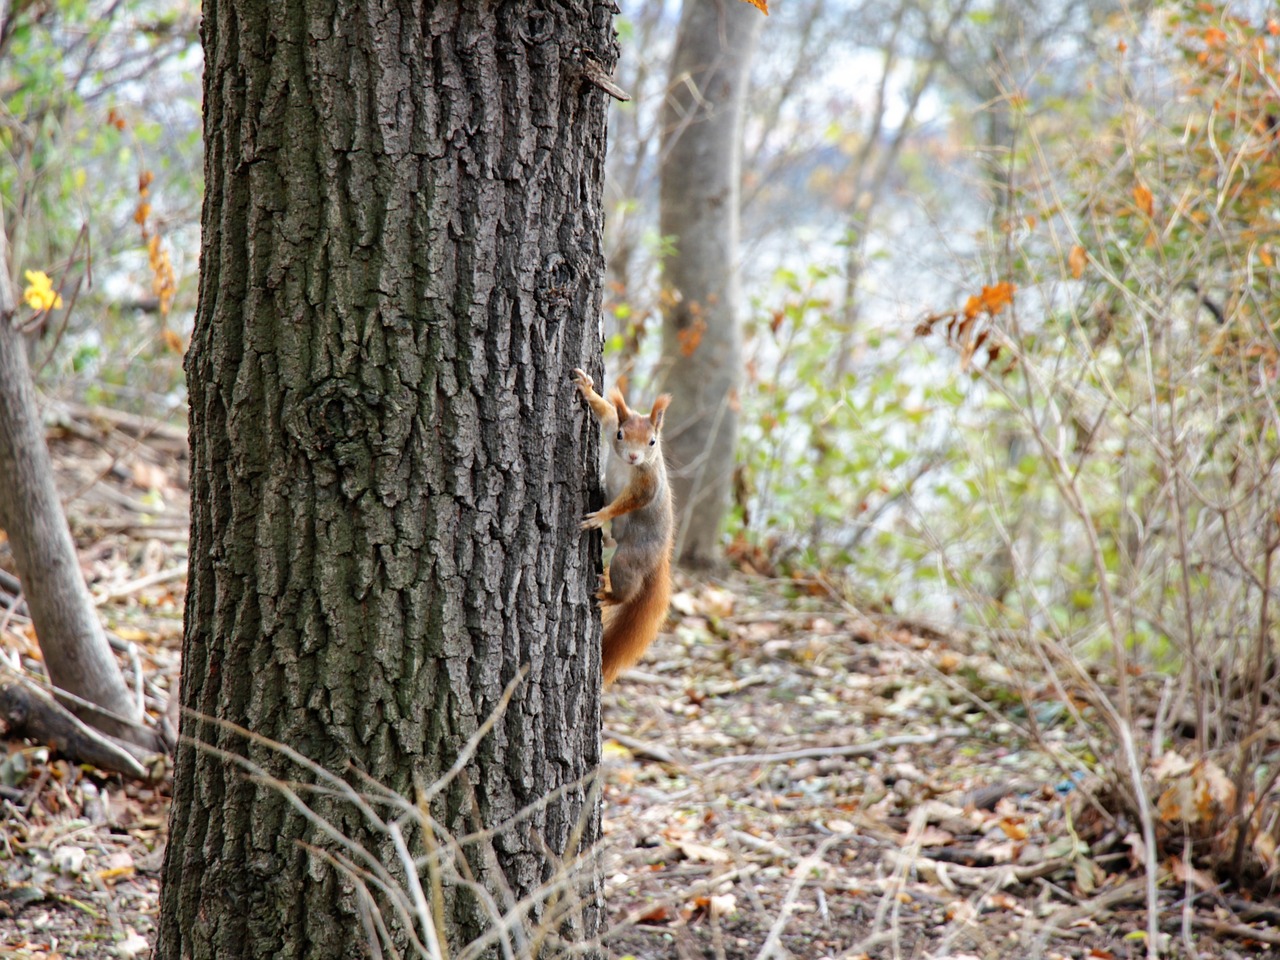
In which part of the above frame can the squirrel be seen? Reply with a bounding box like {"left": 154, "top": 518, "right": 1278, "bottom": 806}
{"left": 572, "top": 368, "right": 674, "bottom": 684}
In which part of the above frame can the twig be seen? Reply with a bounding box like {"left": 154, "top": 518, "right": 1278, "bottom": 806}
{"left": 602, "top": 727, "right": 681, "bottom": 765}
{"left": 694, "top": 728, "right": 970, "bottom": 770}
{"left": 94, "top": 562, "right": 189, "bottom": 604}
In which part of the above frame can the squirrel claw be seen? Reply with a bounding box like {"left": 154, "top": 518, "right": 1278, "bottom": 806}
{"left": 571, "top": 368, "right": 594, "bottom": 393}
{"left": 581, "top": 511, "right": 603, "bottom": 531}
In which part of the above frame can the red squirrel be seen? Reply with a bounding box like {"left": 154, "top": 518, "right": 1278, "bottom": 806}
{"left": 572, "top": 368, "right": 674, "bottom": 684}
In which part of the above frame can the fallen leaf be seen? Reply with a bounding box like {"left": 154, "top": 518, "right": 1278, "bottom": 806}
{"left": 673, "top": 840, "right": 732, "bottom": 864}
{"left": 1151, "top": 751, "right": 1192, "bottom": 780}
{"left": 998, "top": 818, "right": 1028, "bottom": 841}
{"left": 1171, "top": 853, "right": 1215, "bottom": 891}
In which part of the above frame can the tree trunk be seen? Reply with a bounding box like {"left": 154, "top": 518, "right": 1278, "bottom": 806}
{"left": 0, "top": 164, "right": 151, "bottom": 751}
{"left": 659, "top": 0, "right": 761, "bottom": 568}
{"left": 158, "top": 1, "right": 614, "bottom": 957}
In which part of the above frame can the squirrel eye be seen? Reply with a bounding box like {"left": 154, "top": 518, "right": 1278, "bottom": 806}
{"left": 649, "top": 438, "right": 656, "bottom": 446}
{"left": 616, "top": 430, "right": 623, "bottom": 440}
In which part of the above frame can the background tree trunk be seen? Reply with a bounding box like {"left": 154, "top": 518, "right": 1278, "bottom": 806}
{"left": 659, "top": 0, "right": 761, "bottom": 568}
{"left": 0, "top": 158, "right": 151, "bottom": 751}
{"left": 158, "top": 1, "right": 614, "bottom": 956}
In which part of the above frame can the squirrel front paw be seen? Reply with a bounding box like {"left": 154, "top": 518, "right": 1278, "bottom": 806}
{"left": 581, "top": 510, "right": 605, "bottom": 531}
{"left": 571, "top": 368, "right": 594, "bottom": 395}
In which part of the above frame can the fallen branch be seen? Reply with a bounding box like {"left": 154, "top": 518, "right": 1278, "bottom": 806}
{"left": 94, "top": 562, "right": 189, "bottom": 604}
{"left": 602, "top": 728, "right": 681, "bottom": 765}
{"left": 883, "top": 848, "right": 1076, "bottom": 890}
{"left": 0, "top": 668, "right": 154, "bottom": 780}
{"left": 1182, "top": 916, "right": 1280, "bottom": 947}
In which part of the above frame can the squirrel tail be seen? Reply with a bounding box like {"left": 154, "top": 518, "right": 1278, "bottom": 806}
{"left": 600, "top": 552, "right": 672, "bottom": 685}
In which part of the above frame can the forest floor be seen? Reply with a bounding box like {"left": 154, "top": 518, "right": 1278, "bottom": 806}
{"left": 1, "top": 406, "right": 1275, "bottom": 959}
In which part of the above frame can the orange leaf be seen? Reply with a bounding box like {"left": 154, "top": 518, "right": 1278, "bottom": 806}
{"left": 739, "top": 0, "right": 768, "bottom": 13}
{"left": 1202, "top": 26, "right": 1226, "bottom": 46}
{"left": 998, "top": 817, "right": 1028, "bottom": 841}
{"left": 139, "top": 170, "right": 154, "bottom": 194}
{"left": 1133, "top": 183, "right": 1154, "bottom": 217}
{"left": 676, "top": 317, "right": 707, "bottom": 357}
{"left": 977, "top": 281, "right": 1016, "bottom": 316}
{"left": 161, "top": 327, "right": 185, "bottom": 354}
{"left": 134, "top": 201, "right": 151, "bottom": 226}
{"left": 1068, "top": 245, "right": 1087, "bottom": 280}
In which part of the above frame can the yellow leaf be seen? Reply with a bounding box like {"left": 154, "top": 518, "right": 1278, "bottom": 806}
{"left": 22, "top": 270, "right": 63, "bottom": 311}
{"left": 96, "top": 865, "right": 135, "bottom": 881}
{"left": 134, "top": 201, "right": 151, "bottom": 226}
{"left": 1068, "top": 245, "right": 1087, "bottom": 279}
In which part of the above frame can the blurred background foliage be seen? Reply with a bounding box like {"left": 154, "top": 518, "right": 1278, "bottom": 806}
{"left": 1, "top": 0, "right": 201, "bottom": 414}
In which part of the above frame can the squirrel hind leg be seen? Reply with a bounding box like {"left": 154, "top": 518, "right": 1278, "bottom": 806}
{"left": 602, "top": 556, "right": 644, "bottom": 605}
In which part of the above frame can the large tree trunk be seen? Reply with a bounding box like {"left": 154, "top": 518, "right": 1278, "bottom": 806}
{"left": 158, "top": 1, "right": 614, "bottom": 957}
{"left": 0, "top": 164, "right": 151, "bottom": 751}
{"left": 659, "top": 0, "right": 761, "bottom": 568}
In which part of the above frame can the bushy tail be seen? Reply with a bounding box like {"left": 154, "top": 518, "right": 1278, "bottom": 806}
{"left": 600, "top": 553, "right": 672, "bottom": 685}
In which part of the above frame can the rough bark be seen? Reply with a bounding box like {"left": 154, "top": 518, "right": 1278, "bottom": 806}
{"left": 659, "top": 0, "right": 761, "bottom": 569}
{"left": 0, "top": 160, "right": 152, "bottom": 751}
{"left": 158, "top": 1, "right": 614, "bottom": 957}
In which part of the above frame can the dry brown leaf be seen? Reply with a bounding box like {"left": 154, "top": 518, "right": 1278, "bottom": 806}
{"left": 1199, "top": 759, "right": 1235, "bottom": 807}
{"left": 1171, "top": 853, "right": 1215, "bottom": 891}
{"left": 673, "top": 840, "right": 732, "bottom": 864}
{"left": 917, "top": 825, "right": 954, "bottom": 846}
{"left": 1253, "top": 830, "right": 1278, "bottom": 873}
{"left": 1157, "top": 777, "right": 1199, "bottom": 824}
{"left": 1151, "top": 751, "right": 1192, "bottom": 780}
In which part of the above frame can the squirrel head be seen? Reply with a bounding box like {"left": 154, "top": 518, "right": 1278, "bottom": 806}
{"left": 608, "top": 388, "right": 671, "bottom": 467}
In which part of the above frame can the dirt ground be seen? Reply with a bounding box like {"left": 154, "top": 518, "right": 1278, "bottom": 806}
{"left": 1, "top": 407, "right": 1276, "bottom": 959}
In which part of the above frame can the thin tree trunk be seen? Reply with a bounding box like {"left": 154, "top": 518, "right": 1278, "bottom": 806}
{"left": 0, "top": 157, "right": 151, "bottom": 750}
{"left": 158, "top": 1, "right": 614, "bottom": 957}
{"left": 659, "top": 0, "right": 761, "bottom": 568}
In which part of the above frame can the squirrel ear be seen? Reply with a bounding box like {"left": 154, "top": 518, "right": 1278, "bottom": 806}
{"left": 608, "top": 387, "right": 632, "bottom": 421}
{"left": 649, "top": 394, "right": 672, "bottom": 431}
